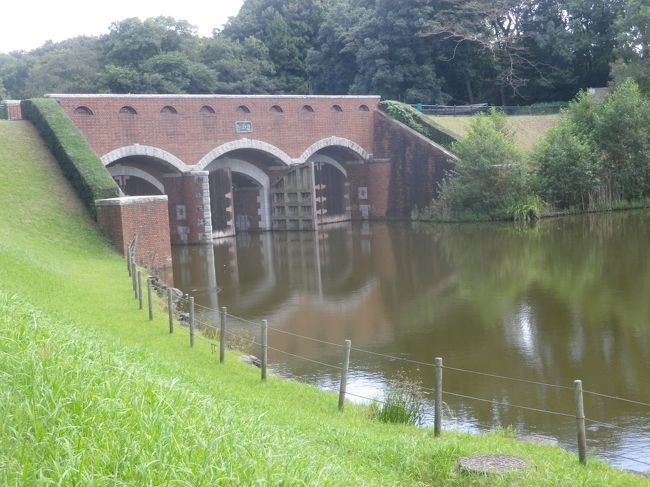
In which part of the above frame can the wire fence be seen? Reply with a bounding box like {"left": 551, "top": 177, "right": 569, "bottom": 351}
{"left": 127, "top": 256, "right": 650, "bottom": 472}
{"left": 413, "top": 103, "right": 567, "bottom": 116}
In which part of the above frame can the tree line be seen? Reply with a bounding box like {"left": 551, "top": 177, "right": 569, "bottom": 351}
{"left": 0, "top": 0, "right": 647, "bottom": 103}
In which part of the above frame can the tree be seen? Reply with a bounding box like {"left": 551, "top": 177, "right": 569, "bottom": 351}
{"left": 610, "top": 0, "right": 650, "bottom": 93}
{"left": 202, "top": 36, "right": 278, "bottom": 93}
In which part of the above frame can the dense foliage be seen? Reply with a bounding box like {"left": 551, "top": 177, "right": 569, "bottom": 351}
{"left": 20, "top": 98, "right": 120, "bottom": 217}
{"left": 0, "top": 1, "right": 646, "bottom": 103}
{"left": 417, "top": 80, "right": 650, "bottom": 221}
{"left": 379, "top": 100, "right": 458, "bottom": 147}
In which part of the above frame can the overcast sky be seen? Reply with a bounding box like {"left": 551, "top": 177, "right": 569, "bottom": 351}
{"left": 1, "top": 0, "right": 245, "bottom": 54}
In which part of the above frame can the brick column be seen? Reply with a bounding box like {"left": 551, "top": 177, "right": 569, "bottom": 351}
{"left": 164, "top": 171, "right": 213, "bottom": 244}
{"left": 95, "top": 195, "right": 172, "bottom": 269}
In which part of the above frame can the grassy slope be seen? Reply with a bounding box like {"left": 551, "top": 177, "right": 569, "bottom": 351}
{"left": 0, "top": 120, "right": 645, "bottom": 485}
{"left": 428, "top": 114, "right": 559, "bottom": 151}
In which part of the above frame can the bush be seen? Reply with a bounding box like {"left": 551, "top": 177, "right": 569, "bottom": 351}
{"left": 425, "top": 109, "right": 529, "bottom": 221}
{"left": 532, "top": 80, "right": 650, "bottom": 211}
{"left": 20, "top": 98, "right": 120, "bottom": 218}
{"left": 371, "top": 371, "right": 425, "bottom": 425}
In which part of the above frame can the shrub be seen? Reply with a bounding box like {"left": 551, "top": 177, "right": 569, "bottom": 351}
{"left": 20, "top": 98, "right": 120, "bottom": 218}
{"left": 428, "top": 109, "right": 529, "bottom": 221}
{"left": 371, "top": 371, "right": 425, "bottom": 425}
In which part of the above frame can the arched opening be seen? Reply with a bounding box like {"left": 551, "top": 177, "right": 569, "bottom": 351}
{"left": 202, "top": 149, "right": 280, "bottom": 238}
{"left": 200, "top": 105, "right": 215, "bottom": 114}
{"left": 107, "top": 164, "right": 165, "bottom": 196}
{"left": 161, "top": 106, "right": 178, "bottom": 115}
{"left": 331, "top": 104, "right": 343, "bottom": 112}
{"left": 74, "top": 106, "right": 93, "bottom": 116}
{"left": 237, "top": 105, "right": 251, "bottom": 114}
{"left": 119, "top": 106, "right": 137, "bottom": 115}
{"left": 302, "top": 105, "right": 314, "bottom": 113}
{"left": 313, "top": 158, "right": 349, "bottom": 225}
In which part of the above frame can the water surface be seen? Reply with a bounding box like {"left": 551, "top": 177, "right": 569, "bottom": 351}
{"left": 173, "top": 211, "right": 650, "bottom": 470}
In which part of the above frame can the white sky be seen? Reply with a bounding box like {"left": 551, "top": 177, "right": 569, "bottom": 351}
{"left": 1, "top": 0, "right": 245, "bottom": 54}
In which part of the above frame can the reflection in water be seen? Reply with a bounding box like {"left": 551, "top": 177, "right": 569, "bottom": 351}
{"left": 173, "top": 212, "right": 650, "bottom": 471}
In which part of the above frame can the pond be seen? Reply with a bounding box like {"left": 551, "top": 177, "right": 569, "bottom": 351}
{"left": 172, "top": 210, "right": 650, "bottom": 471}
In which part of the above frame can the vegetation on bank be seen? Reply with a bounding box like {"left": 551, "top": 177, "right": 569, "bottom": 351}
{"left": 0, "top": 122, "right": 645, "bottom": 483}
{"left": 379, "top": 101, "right": 459, "bottom": 148}
{"left": 20, "top": 98, "right": 120, "bottom": 217}
{"left": 414, "top": 80, "right": 650, "bottom": 223}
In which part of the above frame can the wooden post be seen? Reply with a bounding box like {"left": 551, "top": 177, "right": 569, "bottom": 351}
{"left": 167, "top": 288, "right": 174, "bottom": 334}
{"left": 137, "top": 271, "right": 143, "bottom": 310}
{"left": 147, "top": 277, "right": 153, "bottom": 320}
{"left": 434, "top": 357, "right": 443, "bottom": 437}
{"left": 574, "top": 379, "right": 587, "bottom": 465}
{"left": 189, "top": 297, "right": 195, "bottom": 348}
{"left": 127, "top": 249, "right": 131, "bottom": 276}
{"left": 261, "top": 319, "right": 268, "bottom": 381}
{"left": 220, "top": 307, "right": 227, "bottom": 364}
{"left": 338, "top": 340, "right": 351, "bottom": 411}
{"left": 131, "top": 258, "right": 137, "bottom": 297}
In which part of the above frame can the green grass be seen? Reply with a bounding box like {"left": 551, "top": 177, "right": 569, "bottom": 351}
{"left": 428, "top": 114, "right": 559, "bottom": 151}
{"left": 0, "top": 120, "right": 646, "bottom": 485}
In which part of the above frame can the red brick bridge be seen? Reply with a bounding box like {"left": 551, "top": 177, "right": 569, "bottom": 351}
{"left": 49, "top": 94, "right": 453, "bottom": 244}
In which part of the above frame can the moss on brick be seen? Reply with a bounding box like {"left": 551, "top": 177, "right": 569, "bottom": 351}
{"left": 20, "top": 98, "right": 120, "bottom": 218}
{"left": 379, "top": 100, "right": 459, "bottom": 148}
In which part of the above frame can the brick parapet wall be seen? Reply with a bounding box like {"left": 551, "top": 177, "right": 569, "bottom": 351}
{"left": 1, "top": 100, "right": 23, "bottom": 120}
{"left": 372, "top": 111, "right": 454, "bottom": 218}
{"left": 96, "top": 196, "right": 172, "bottom": 269}
{"left": 50, "top": 95, "right": 379, "bottom": 165}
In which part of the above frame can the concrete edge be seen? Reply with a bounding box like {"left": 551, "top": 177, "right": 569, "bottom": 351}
{"left": 96, "top": 195, "right": 168, "bottom": 206}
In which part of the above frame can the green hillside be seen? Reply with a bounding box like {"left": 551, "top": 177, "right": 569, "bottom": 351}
{"left": 428, "top": 114, "right": 559, "bottom": 151}
{"left": 0, "top": 120, "right": 644, "bottom": 485}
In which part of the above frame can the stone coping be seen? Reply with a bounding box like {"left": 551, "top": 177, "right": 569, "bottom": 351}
{"left": 95, "top": 195, "right": 168, "bottom": 206}
{"left": 46, "top": 93, "right": 380, "bottom": 100}
{"left": 0, "top": 100, "right": 21, "bottom": 106}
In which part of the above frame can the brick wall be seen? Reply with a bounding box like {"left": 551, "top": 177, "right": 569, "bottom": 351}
{"left": 1, "top": 101, "right": 22, "bottom": 120}
{"left": 163, "top": 172, "right": 213, "bottom": 244}
{"left": 373, "top": 111, "right": 454, "bottom": 218}
{"left": 347, "top": 163, "right": 391, "bottom": 219}
{"left": 52, "top": 95, "right": 379, "bottom": 164}
{"left": 96, "top": 196, "right": 172, "bottom": 269}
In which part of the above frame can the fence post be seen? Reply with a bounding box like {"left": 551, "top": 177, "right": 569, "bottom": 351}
{"left": 189, "top": 297, "right": 195, "bottom": 347}
{"left": 220, "top": 307, "right": 227, "bottom": 364}
{"left": 261, "top": 319, "right": 268, "bottom": 381}
{"left": 434, "top": 357, "right": 443, "bottom": 437}
{"left": 127, "top": 249, "right": 131, "bottom": 276}
{"left": 137, "top": 271, "right": 143, "bottom": 310}
{"left": 131, "top": 258, "right": 137, "bottom": 297}
{"left": 338, "top": 339, "right": 352, "bottom": 411}
{"left": 167, "top": 288, "right": 174, "bottom": 334}
{"left": 147, "top": 277, "right": 153, "bottom": 320}
{"left": 574, "top": 379, "right": 587, "bottom": 465}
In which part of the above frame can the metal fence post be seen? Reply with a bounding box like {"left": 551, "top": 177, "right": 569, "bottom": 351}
{"left": 434, "top": 357, "right": 443, "bottom": 437}
{"left": 131, "top": 258, "right": 137, "bottom": 297}
{"left": 220, "top": 307, "right": 227, "bottom": 364}
{"left": 338, "top": 340, "right": 351, "bottom": 410}
{"left": 574, "top": 379, "right": 587, "bottom": 465}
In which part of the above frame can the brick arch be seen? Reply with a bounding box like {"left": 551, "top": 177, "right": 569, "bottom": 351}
{"left": 101, "top": 145, "right": 189, "bottom": 173}
{"left": 298, "top": 137, "right": 371, "bottom": 165}
{"left": 195, "top": 140, "right": 294, "bottom": 170}
{"left": 202, "top": 157, "right": 272, "bottom": 231}
{"left": 107, "top": 164, "right": 165, "bottom": 194}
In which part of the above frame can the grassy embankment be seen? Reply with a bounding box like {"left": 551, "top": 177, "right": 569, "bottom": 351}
{"left": 0, "top": 120, "right": 646, "bottom": 485}
{"left": 428, "top": 114, "right": 559, "bottom": 151}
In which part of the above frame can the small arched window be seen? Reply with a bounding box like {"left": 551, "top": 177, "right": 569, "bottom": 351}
{"left": 270, "top": 105, "right": 284, "bottom": 113}
{"left": 237, "top": 105, "right": 251, "bottom": 114}
{"left": 200, "top": 105, "right": 215, "bottom": 114}
{"left": 358, "top": 104, "right": 370, "bottom": 112}
{"left": 331, "top": 104, "right": 343, "bottom": 112}
{"left": 119, "top": 106, "right": 137, "bottom": 115}
{"left": 301, "top": 105, "right": 314, "bottom": 113}
{"left": 161, "top": 106, "right": 178, "bottom": 114}
{"left": 74, "top": 106, "right": 93, "bottom": 116}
